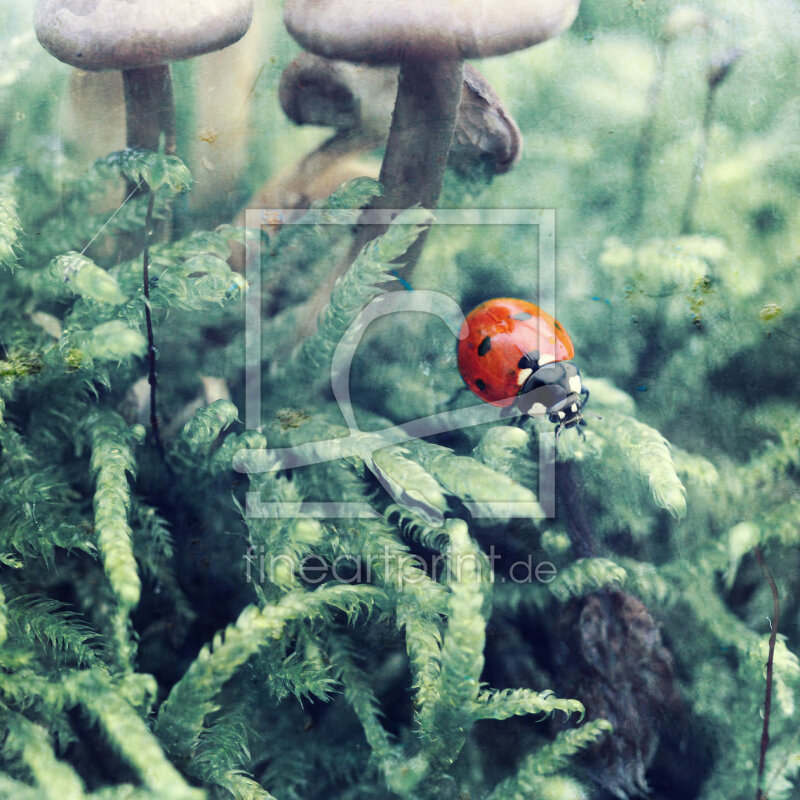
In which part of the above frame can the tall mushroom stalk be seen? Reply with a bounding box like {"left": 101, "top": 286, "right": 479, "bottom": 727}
{"left": 35, "top": 0, "right": 254, "bottom": 188}
{"left": 35, "top": 0, "right": 253, "bottom": 450}
{"left": 122, "top": 66, "right": 177, "bottom": 158}
{"left": 377, "top": 58, "right": 464, "bottom": 220}
{"left": 284, "top": 0, "right": 580, "bottom": 276}
{"left": 277, "top": 55, "right": 526, "bottom": 339}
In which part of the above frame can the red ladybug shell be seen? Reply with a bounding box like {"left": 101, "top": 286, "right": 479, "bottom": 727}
{"left": 457, "top": 298, "right": 575, "bottom": 406}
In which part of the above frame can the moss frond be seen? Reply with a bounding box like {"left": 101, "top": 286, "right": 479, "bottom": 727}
{"left": 600, "top": 413, "right": 687, "bottom": 518}
{"left": 417, "top": 520, "right": 488, "bottom": 767}
{"left": 4, "top": 595, "right": 103, "bottom": 670}
{"left": 0, "top": 171, "right": 22, "bottom": 271}
{"left": 486, "top": 720, "right": 613, "bottom": 799}
{"left": 156, "top": 586, "right": 382, "bottom": 762}
{"left": 292, "top": 207, "right": 433, "bottom": 378}
{"left": 474, "top": 687, "right": 584, "bottom": 723}
{"left": 409, "top": 440, "right": 544, "bottom": 520}
{"left": 548, "top": 558, "right": 628, "bottom": 602}
{"left": 1, "top": 711, "right": 86, "bottom": 800}
{"left": 62, "top": 670, "right": 203, "bottom": 800}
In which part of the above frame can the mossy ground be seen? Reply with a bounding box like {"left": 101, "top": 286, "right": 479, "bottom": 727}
{"left": 0, "top": 2, "right": 799, "bottom": 799}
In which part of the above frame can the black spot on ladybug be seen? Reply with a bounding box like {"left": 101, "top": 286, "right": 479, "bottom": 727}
{"left": 475, "top": 378, "right": 486, "bottom": 391}
{"left": 510, "top": 311, "right": 533, "bottom": 320}
{"left": 478, "top": 337, "right": 492, "bottom": 356}
{"left": 554, "top": 321, "right": 563, "bottom": 330}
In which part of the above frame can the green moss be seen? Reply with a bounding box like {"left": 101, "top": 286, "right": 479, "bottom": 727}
{"left": 0, "top": 2, "right": 799, "bottom": 798}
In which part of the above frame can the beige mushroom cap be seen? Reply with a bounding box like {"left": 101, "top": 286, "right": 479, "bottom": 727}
{"left": 284, "top": 0, "right": 581, "bottom": 63}
{"left": 35, "top": 0, "right": 254, "bottom": 71}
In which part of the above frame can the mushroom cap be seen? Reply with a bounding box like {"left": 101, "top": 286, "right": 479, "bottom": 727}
{"left": 284, "top": 0, "right": 581, "bottom": 63}
{"left": 35, "top": 0, "right": 254, "bottom": 70}
{"left": 279, "top": 53, "right": 362, "bottom": 130}
{"left": 451, "top": 64, "right": 522, "bottom": 177}
{"left": 279, "top": 52, "right": 397, "bottom": 134}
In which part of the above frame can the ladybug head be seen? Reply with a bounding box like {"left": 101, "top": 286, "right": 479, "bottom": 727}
{"left": 517, "top": 361, "right": 588, "bottom": 437}
{"left": 546, "top": 392, "right": 586, "bottom": 437}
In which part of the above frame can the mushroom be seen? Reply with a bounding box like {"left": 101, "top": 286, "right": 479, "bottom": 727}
{"left": 280, "top": 54, "right": 522, "bottom": 179}
{"left": 244, "top": 53, "right": 389, "bottom": 214}
{"left": 284, "top": 0, "right": 579, "bottom": 269}
{"left": 35, "top": 0, "right": 254, "bottom": 160}
{"left": 279, "top": 51, "right": 397, "bottom": 142}
{"left": 279, "top": 54, "right": 360, "bottom": 131}
{"left": 264, "top": 54, "right": 522, "bottom": 215}
{"left": 451, "top": 64, "right": 522, "bottom": 180}
{"left": 253, "top": 52, "right": 394, "bottom": 213}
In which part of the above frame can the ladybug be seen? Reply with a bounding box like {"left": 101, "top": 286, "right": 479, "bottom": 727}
{"left": 457, "top": 298, "right": 588, "bottom": 434}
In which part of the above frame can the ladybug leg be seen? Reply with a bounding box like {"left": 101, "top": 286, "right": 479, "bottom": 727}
{"left": 579, "top": 387, "right": 602, "bottom": 424}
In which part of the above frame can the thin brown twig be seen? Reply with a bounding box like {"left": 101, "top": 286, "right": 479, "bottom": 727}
{"left": 753, "top": 545, "right": 780, "bottom": 800}
{"left": 142, "top": 187, "right": 164, "bottom": 458}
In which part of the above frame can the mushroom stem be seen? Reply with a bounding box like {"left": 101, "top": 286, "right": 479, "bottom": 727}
{"left": 678, "top": 84, "right": 715, "bottom": 236}
{"left": 680, "top": 47, "right": 742, "bottom": 235}
{"left": 379, "top": 58, "right": 463, "bottom": 211}
{"left": 627, "top": 39, "right": 669, "bottom": 235}
{"left": 122, "top": 66, "right": 177, "bottom": 176}
{"left": 350, "top": 58, "right": 464, "bottom": 274}
{"left": 123, "top": 66, "right": 177, "bottom": 154}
